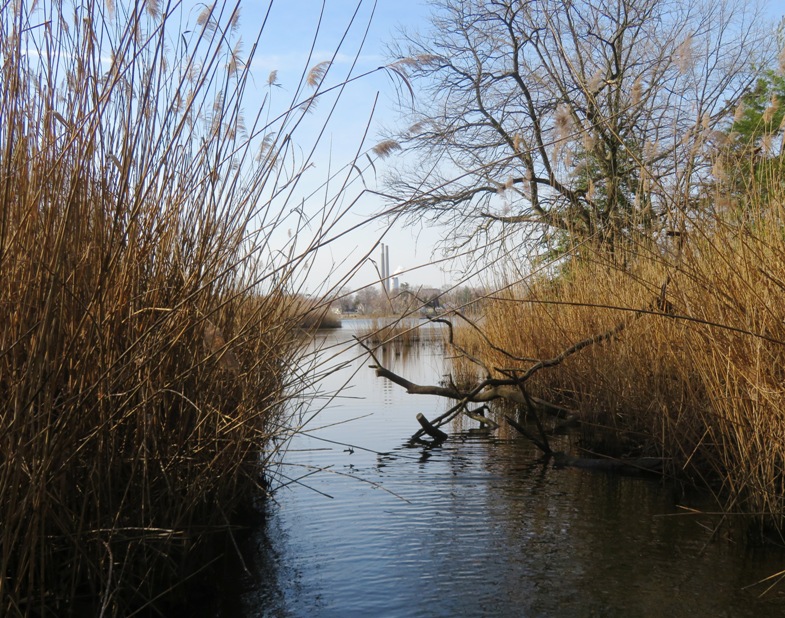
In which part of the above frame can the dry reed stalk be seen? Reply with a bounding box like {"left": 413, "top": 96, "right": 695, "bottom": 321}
{"left": 358, "top": 317, "right": 424, "bottom": 347}
{"left": 456, "top": 153, "right": 785, "bottom": 528}
{"left": 0, "top": 1, "right": 367, "bottom": 614}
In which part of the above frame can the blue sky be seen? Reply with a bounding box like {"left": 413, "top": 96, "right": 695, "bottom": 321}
{"left": 233, "top": 0, "right": 451, "bottom": 294}
{"left": 222, "top": 0, "right": 785, "bottom": 294}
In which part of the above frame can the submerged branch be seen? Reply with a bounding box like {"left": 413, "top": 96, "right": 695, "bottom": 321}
{"left": 416, "top": 413, "right": 449, "bottom": 442}
{"left": 369, "top": 309, "right": 639, "bottom": 413}
{"left": 367, "top": 301, "right": 652, "bottom": 455}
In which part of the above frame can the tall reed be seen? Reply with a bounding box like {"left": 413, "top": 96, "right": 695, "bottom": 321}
{"left": 0, "top": 1, "right": 360, "bottom": 614}
{"left": 358, "top": 317, "right": 424, "bottom": 346}
{"left": 458, "top": 152, "right": 785, "bottom": 527}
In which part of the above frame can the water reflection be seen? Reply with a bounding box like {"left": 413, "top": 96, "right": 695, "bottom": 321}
{"left": 235, "top": 323, "right": 785, "bottom": 617}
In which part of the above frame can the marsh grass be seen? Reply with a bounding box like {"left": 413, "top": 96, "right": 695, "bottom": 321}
{"left": 294, "top": 296, "right": 342, "bottom": 330}
{"left": 457, "top": 154, "right": 785, "bottom": 526}
{"left": 357, "top": 317, "right": 425, "bottom": 347}
{"left": 0, "top": 1, "right": 364, "bottom": 614}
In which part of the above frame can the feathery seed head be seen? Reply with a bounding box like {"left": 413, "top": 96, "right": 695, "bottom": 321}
{"left": 712, "top": 160, "right": 726, "bottom": 182}
{"left": 197, "top": 3, "right": 214, "bottom": 25}
{"left": 761, "top": 134, "right": 774, "bottom": 156}
{"left": 631, "top": 78, "right": 642, "bottom": 106}
{"left": 762, "top": 96, "right": 779, "bottom": 125}
{"left": 372, "top": 139, "right": 401, "bottom": 158}
{"left": 555, "top": 103, "right": 572, "bottom": 142}
{"left": 733, "top": 102, "right": 745, "bottom": 124}
{"left": 587, "top": 70, "right": 603, "bottom": 93}
{"left": 146, "top": 0, "right": 159, "bottom": 19}
{"left": 674, "top": 35, "right": 693, "bottom": 74}
{"left": 582, "top": 130, "right": 596, "bottom": 152}
{"left": 307, "top": 60, "right": 331, "bottom": 88}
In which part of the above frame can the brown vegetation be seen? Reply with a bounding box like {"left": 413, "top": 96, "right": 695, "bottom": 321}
{"left": 452, "top": 157, "right": 785, "bottom": 526}
{"left": 289, "top": 296, "right": 343, "bottom": 330}
{"left": 369, "top": 0, "right": 785, "bottom": 529}
{"left": 0, "top": 2, "right": 354, "bottom": 614}
{"left": 357, "top": 317, "right": 424, "bottom": 346}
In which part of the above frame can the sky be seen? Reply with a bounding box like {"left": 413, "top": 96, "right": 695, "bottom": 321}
{"left": 233, "top": 0, "right": 452, "bottom": 294}
{"left": 216, "top": 0, "right": 785, "bottom": 295}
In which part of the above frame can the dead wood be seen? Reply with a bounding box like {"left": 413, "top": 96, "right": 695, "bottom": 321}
{"left": 416, "top": 413, "right": 449, "bottom": 442}
{"left": 359, "top": 306, "right": 667, "bottom": 479}
{"left": 366, "top": 308, "right": 641, "bottom": 423}
{"left": 464, "top": 406, "right": 499, "bottom": 429}
{"left": 504, "top": 415, "right": 552, "bottom": 455}
{"left": 504, "top": 416, "right": 664, "bottom": 474}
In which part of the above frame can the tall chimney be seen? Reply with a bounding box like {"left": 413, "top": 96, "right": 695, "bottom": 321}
{"left": 380, "top": 244, "right": 387, "bottom": 293}
{"left": 384, "top": 245, "right": 390, "bottom": 293}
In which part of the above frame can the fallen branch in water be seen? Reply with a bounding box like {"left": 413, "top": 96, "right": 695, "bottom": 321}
{"left": 553, "top": 452, "right": 665, "bottom": 474}
{"left": 360, "top": 307, "right": 670, "bottom": 476}
{"left": 464, "top": 405, "right": 499, "bottom": 429}
{"left": 364, "top": 308, "right": 641, "bottom": 422}
{"left": 416, "top": 413, "right": 449, "bottom": 442}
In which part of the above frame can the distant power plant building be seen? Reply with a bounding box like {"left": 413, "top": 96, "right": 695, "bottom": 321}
{"left": 391, "top": 265, "right": 404, "bottom": 293}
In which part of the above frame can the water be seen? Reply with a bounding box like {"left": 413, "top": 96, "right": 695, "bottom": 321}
{"left": 233, "top": 321, "right": 785, "bottom": 617}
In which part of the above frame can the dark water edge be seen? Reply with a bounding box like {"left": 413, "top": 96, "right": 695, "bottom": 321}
{"left": 213, "top": 322, "right": 785, "bottom": 617}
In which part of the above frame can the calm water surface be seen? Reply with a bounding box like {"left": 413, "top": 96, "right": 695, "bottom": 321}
{"left": 235, "top": 321, "right": 785, "bottom": 617}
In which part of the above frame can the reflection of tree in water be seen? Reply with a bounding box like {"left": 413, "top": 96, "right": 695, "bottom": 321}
{"left": 357, "top": 317, "right": 448, "bottom": 347}
{"left": 373, "top": 336, "right": 448, "bottom": 407}
{"left": 411, "top": 415, "right": 785, "bottom": 617}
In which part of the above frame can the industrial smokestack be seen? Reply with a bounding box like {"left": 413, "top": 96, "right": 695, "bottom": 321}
{"left": 380, "top": 244, "right": 388, "bottom": 293}
{"left": 384, "top": 245, "right": 390, "bottom": 293}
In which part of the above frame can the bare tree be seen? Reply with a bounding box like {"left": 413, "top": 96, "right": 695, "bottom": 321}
{"left": 381, "top": 0, "right": 775, "bottom": 261}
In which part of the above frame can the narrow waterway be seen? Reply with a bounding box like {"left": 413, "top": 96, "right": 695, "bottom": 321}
{"left": 235, "top": 320, "right": 785, "bottom": 617}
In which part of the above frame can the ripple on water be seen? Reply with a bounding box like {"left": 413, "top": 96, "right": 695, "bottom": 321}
{"left": 240, "top": 328, "right": 785, "bottom": 618}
